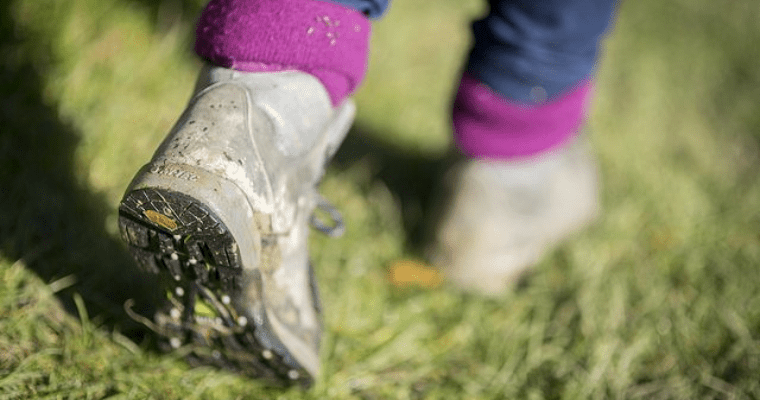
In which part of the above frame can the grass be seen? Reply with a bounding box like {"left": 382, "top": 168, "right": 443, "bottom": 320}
{"left": 2, "top": 0, "right": 760, "bottom": 398}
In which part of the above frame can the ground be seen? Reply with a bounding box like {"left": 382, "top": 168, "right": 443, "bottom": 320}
{"left": 1, "top": 0, "right": 760, "bottom": 398}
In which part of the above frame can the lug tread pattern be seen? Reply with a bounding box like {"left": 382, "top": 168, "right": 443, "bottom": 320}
{"left": 119, "top": 188, "right": 312, "bottom": 387}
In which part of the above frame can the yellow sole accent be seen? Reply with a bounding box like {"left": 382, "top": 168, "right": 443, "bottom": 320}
{"left": 144, "top": 210, "right": 178, "bottom": 231}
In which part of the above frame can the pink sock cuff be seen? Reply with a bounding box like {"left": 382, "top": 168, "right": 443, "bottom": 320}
{"left": 453, "top": 74, "right": 592, "bottom": 159}
{"left": 195, "top": 0, "right": 371, "bottom": 106}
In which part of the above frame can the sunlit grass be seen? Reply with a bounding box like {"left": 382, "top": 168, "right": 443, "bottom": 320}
{"left": 2, "top": 0, "right": 760, "bottom": 398}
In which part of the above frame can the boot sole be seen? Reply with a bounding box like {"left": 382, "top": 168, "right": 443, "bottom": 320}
{"left": 119, "top": 187, "right": 316, "bottom": 387}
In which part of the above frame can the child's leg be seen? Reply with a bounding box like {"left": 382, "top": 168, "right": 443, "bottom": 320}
{"left": 120, "top": 0, "right": 383, "bottom": 387}
{"left": 457, "top": 0, "right": 618, "bottom": 159}
{"left": 431, "top": 0, "right": 619, "bottom": 294}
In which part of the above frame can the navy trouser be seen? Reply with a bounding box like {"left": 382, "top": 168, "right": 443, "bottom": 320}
{"left": 330, "top": 0, "right": 617, "bottom": 103}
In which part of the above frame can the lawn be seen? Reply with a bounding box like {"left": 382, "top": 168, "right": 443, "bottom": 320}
{"left": 1, "top": 0, "right": 760, "bottom": 398}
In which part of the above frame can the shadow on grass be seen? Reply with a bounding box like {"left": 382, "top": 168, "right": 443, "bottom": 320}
{"left": 0, "top": 4, "right": 159, "bottom": 341}
{"left": 331, "top": 123, "right": 452, "bottom": 254}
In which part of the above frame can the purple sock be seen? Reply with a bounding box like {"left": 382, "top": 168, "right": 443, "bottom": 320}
{"left": 453, "top": 74, "right": 592, "bottom": 160}
{"left": 195, "top": 0, "right": 371, "bottom": 106}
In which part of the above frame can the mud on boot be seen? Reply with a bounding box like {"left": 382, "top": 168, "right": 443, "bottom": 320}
{"left": 119, "top": 65, "right": 353, "bottom": 387}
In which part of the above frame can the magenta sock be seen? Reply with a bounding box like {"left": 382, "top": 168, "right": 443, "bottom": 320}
{"left": 195, "top": 0, "right": 370, "bottom": 106}
{"left": 453, "top": 74, "right": 592, "bottom": 160}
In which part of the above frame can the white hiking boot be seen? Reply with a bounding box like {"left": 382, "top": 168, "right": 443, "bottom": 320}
{"left": 119, "top": 65, "right": 353, "bottom": 386}
{"left": 429, "top": 137, "right": 600, "bottom": 295}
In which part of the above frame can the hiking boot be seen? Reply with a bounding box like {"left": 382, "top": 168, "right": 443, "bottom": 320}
{"left": 429, "top": 136, "right": 600, "bottom": 295}
{"left": 119, "top": 64, "right": 353, "bottom": 387}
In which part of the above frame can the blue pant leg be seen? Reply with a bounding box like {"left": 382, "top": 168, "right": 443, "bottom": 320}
{"left": 326, "top": 0, "right": 389, "bottom": 18}
{"left": 468, "top": 0, "right": 618, "bottom": 103}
